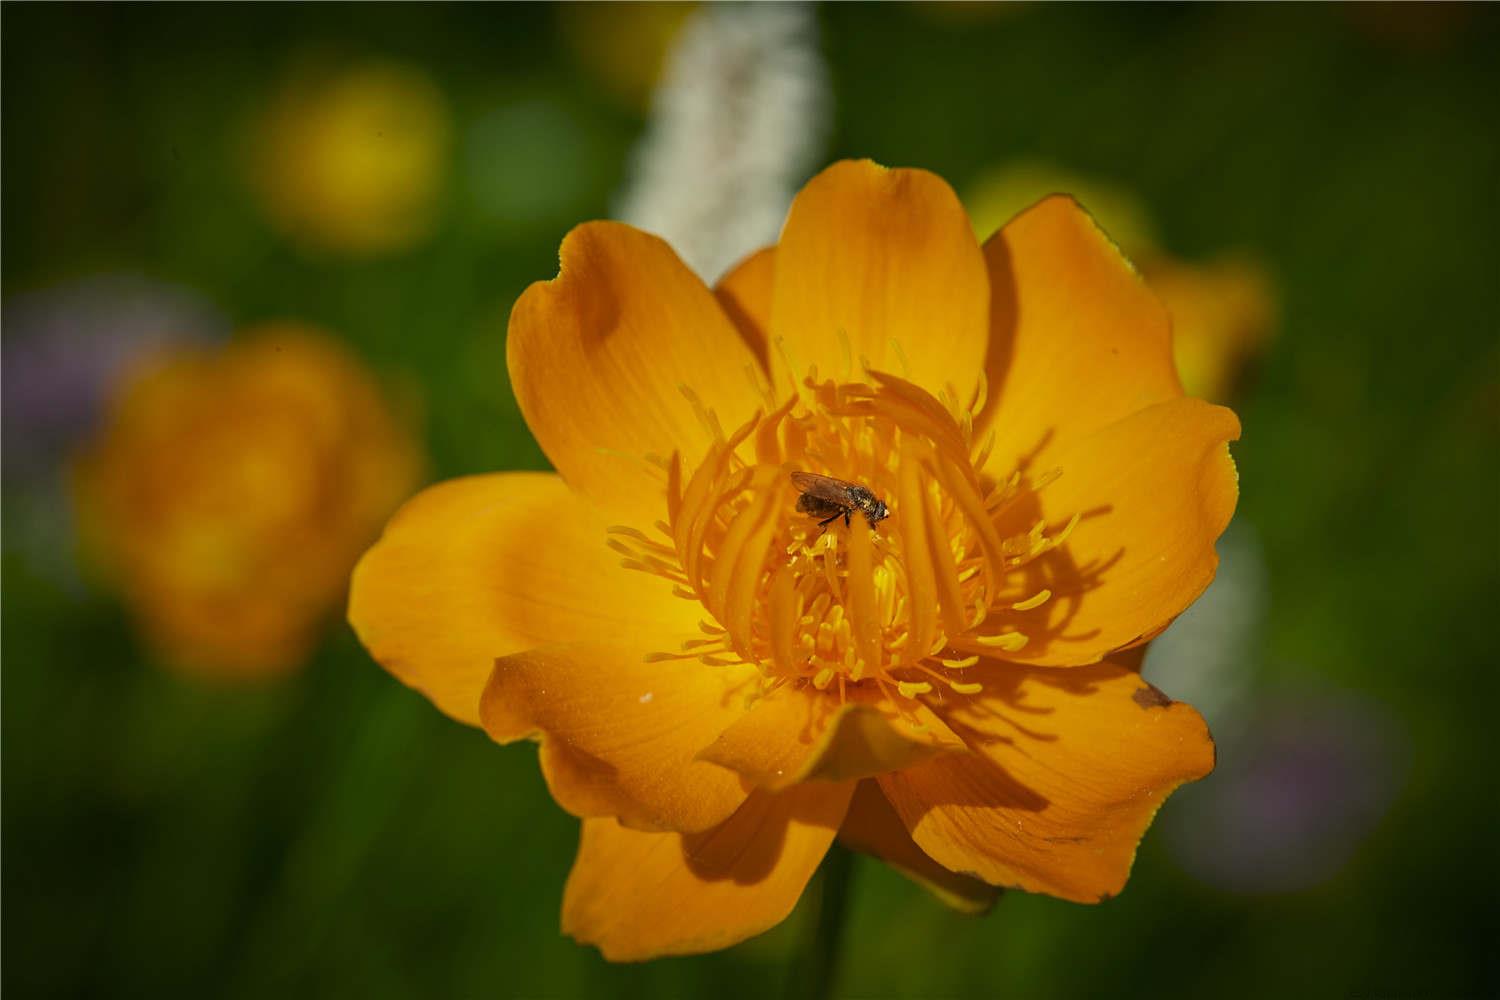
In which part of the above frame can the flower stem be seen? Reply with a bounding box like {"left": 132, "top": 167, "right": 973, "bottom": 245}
{"left": 785, "top": 844, "right": 855, "bottom": 1000}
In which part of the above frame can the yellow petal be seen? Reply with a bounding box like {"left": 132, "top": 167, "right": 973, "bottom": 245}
{"left": 348, "top": 472, "right": 695, "bottom": 725}
{"left": 480, "top": 643, "right": 757, "bottom": 834}
{"left": 508, "top": 221, "right": 768, "bottom": 525}
{"left": 986, "top": 396, "right": 1240, "bottom": 666}
{"left": 978, "top": 194, "right": 1184, "bottom": 477}
{"left": 714, "top": 244, "right": 776, "bottom": 371}
{"left": 837, "top": 779, "right": 999, "bottom": 914}
{"left": 770, "top": 159, "right": 989, "bottom": 401}
{"left": 696, "top": 683, "right": 961, "bottom": 790}
{"left": 879, "top": 661, "right": 1214, "bottom": 903}
{"left": 562, "top": 782, "right": 854, "bottom": 961}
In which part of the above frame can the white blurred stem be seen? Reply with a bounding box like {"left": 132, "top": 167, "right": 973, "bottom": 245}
{"left": 616, "top": 3, "right": 829, "bottom": 283}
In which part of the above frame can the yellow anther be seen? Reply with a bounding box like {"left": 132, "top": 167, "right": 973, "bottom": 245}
{"left": 975, "top": 631, "right": 1029, "bottom": 651}
{"left": 1029, "top": 466, "right": 1063, "bottom": 492}
{"left": 1012, "top": 588, "right": 1052, "bottom": 611}
{"left": 940, "top": 383, "right": 960, "bottom": 418}
{"left": 890, "top": 339, "right": 912, "bottom": 378}
{"left": 972, "top": 428, "right": 995, "bottom": 471}
{"left": 939, "top": 655, "right": 979, "bottom": 669}
{"left": 836, "top": 328, "right": 854, "bottom": 378}
{"left": 950, "top": 681, "right": 984, "bottom": 695}
{"left": 773, "top": 335, "right": 805, "bottom": 393}
{"left": 969, "top": 370, "right": 989, "bottom": 416}
{"left": 896, "top": 680, "right": 933, "bottom": 698}
{"left": 1051, "top": 512, "right": 1081, "bottom": 547}
{"left": 813, "top": 667, "right": 836, "bottom": 690}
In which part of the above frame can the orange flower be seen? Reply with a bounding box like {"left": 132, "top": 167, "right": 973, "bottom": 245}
{"left": 76, "top": 324, "right": 424, "bottom": 677}
{"left": 349, "top": 159, "right": 1239, "bottom": 959}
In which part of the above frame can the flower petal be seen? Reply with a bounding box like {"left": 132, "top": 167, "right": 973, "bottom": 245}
{"left": 714, "top": 245, "right": 776, "bottom": 371}
{"left": 770, "top": 159, "right": 989, "bottom": 401}
{"left": 838, "top": 779, "right": 999, "bottom": 915}
{"left": 983, "top": 396, "right": 1240, "bottom": 666}
{"left": 696, "top": 684, "right": 961, "bottom": 790}
{"left": 349, "top": 472, "right": 695, "bottom": 725}
{"left": 562, "top": 782, "right": 854, "bottom": 961}
{"left": 878, "top": 661, "right": 1214, "bottom": 903}
{"left": 508, "top": 221, "right": 767, "bottom": 525}
{"left": 978, "top": 195, "right": 1184, "bottom": 477}
{"left": 480, "top": 642, "right": 757, "bottom": 833}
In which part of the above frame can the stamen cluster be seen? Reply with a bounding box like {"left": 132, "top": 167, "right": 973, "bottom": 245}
{"left": 609, "top": 364, "right": 1078, "bottom": 710}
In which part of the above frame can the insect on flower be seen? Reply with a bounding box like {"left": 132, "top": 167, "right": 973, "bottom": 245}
{"left": 790, "top": 471, "right": 890, "bottom": 530}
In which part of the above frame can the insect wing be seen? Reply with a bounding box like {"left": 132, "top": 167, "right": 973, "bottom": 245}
{"left": 789, "top": 471, "right": 857, "bottom": 504}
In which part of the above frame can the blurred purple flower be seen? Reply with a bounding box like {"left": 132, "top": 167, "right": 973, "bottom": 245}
{"left": 1165, "top": 686, "right": 1407, "bottom": 894}
{"left": 2, "top": 274, "right": 226, "bottom": 478}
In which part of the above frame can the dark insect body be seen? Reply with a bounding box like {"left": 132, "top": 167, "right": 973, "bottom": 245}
{"left": 789, "top": 471, "right": 891, "bottom": 530}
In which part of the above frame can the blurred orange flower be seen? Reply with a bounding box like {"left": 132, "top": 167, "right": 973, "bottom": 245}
{"left": 249, "top": 60, "right": 451, "bottom": 256}
{"left": 76, "top": 325, "right": 424, "bottom": 678}
{"left": 350, "top": 159, "right": 1238, "bottom": 959}
{"left": 1140, "top": 254, "right": 1276, "bottom": 404}
{"left": 966, "top": 161, "right": 1277, "bottom": 403}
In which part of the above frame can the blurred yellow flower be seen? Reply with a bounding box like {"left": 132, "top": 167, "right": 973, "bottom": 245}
{"left": 1142, "top": 254, "right": 1276, "bottom": 404}
{"left": 965, "top": 161, "right": 1277, "bottom": 403}
{"left": 249, "top": 60, "right": 451, "bottom": 256}
{"left": 967, "top": 161, "right": 1161, "bottom": 259}
{"left": 75, "top": 325, "right": 425, "bottom": 678}
{"left": 559, "top": 2, "right": 697, "bottom": 110}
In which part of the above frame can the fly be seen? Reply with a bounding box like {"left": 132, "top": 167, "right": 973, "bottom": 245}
{"left": 789, "top": 471, "right": 891, "bottom": 530}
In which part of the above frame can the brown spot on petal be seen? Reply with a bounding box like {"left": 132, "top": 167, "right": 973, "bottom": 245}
{"left": 1132, "top": 683, "right": 1172, "bottom": 709}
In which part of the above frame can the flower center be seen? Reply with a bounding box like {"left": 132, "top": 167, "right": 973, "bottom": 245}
{"left": 609, "top": 367, "right": 1077, "bottom": 706}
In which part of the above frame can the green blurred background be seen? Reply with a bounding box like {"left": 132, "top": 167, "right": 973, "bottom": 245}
{"left": 4, "top": 4, "right": 1497, "bottom": 997}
